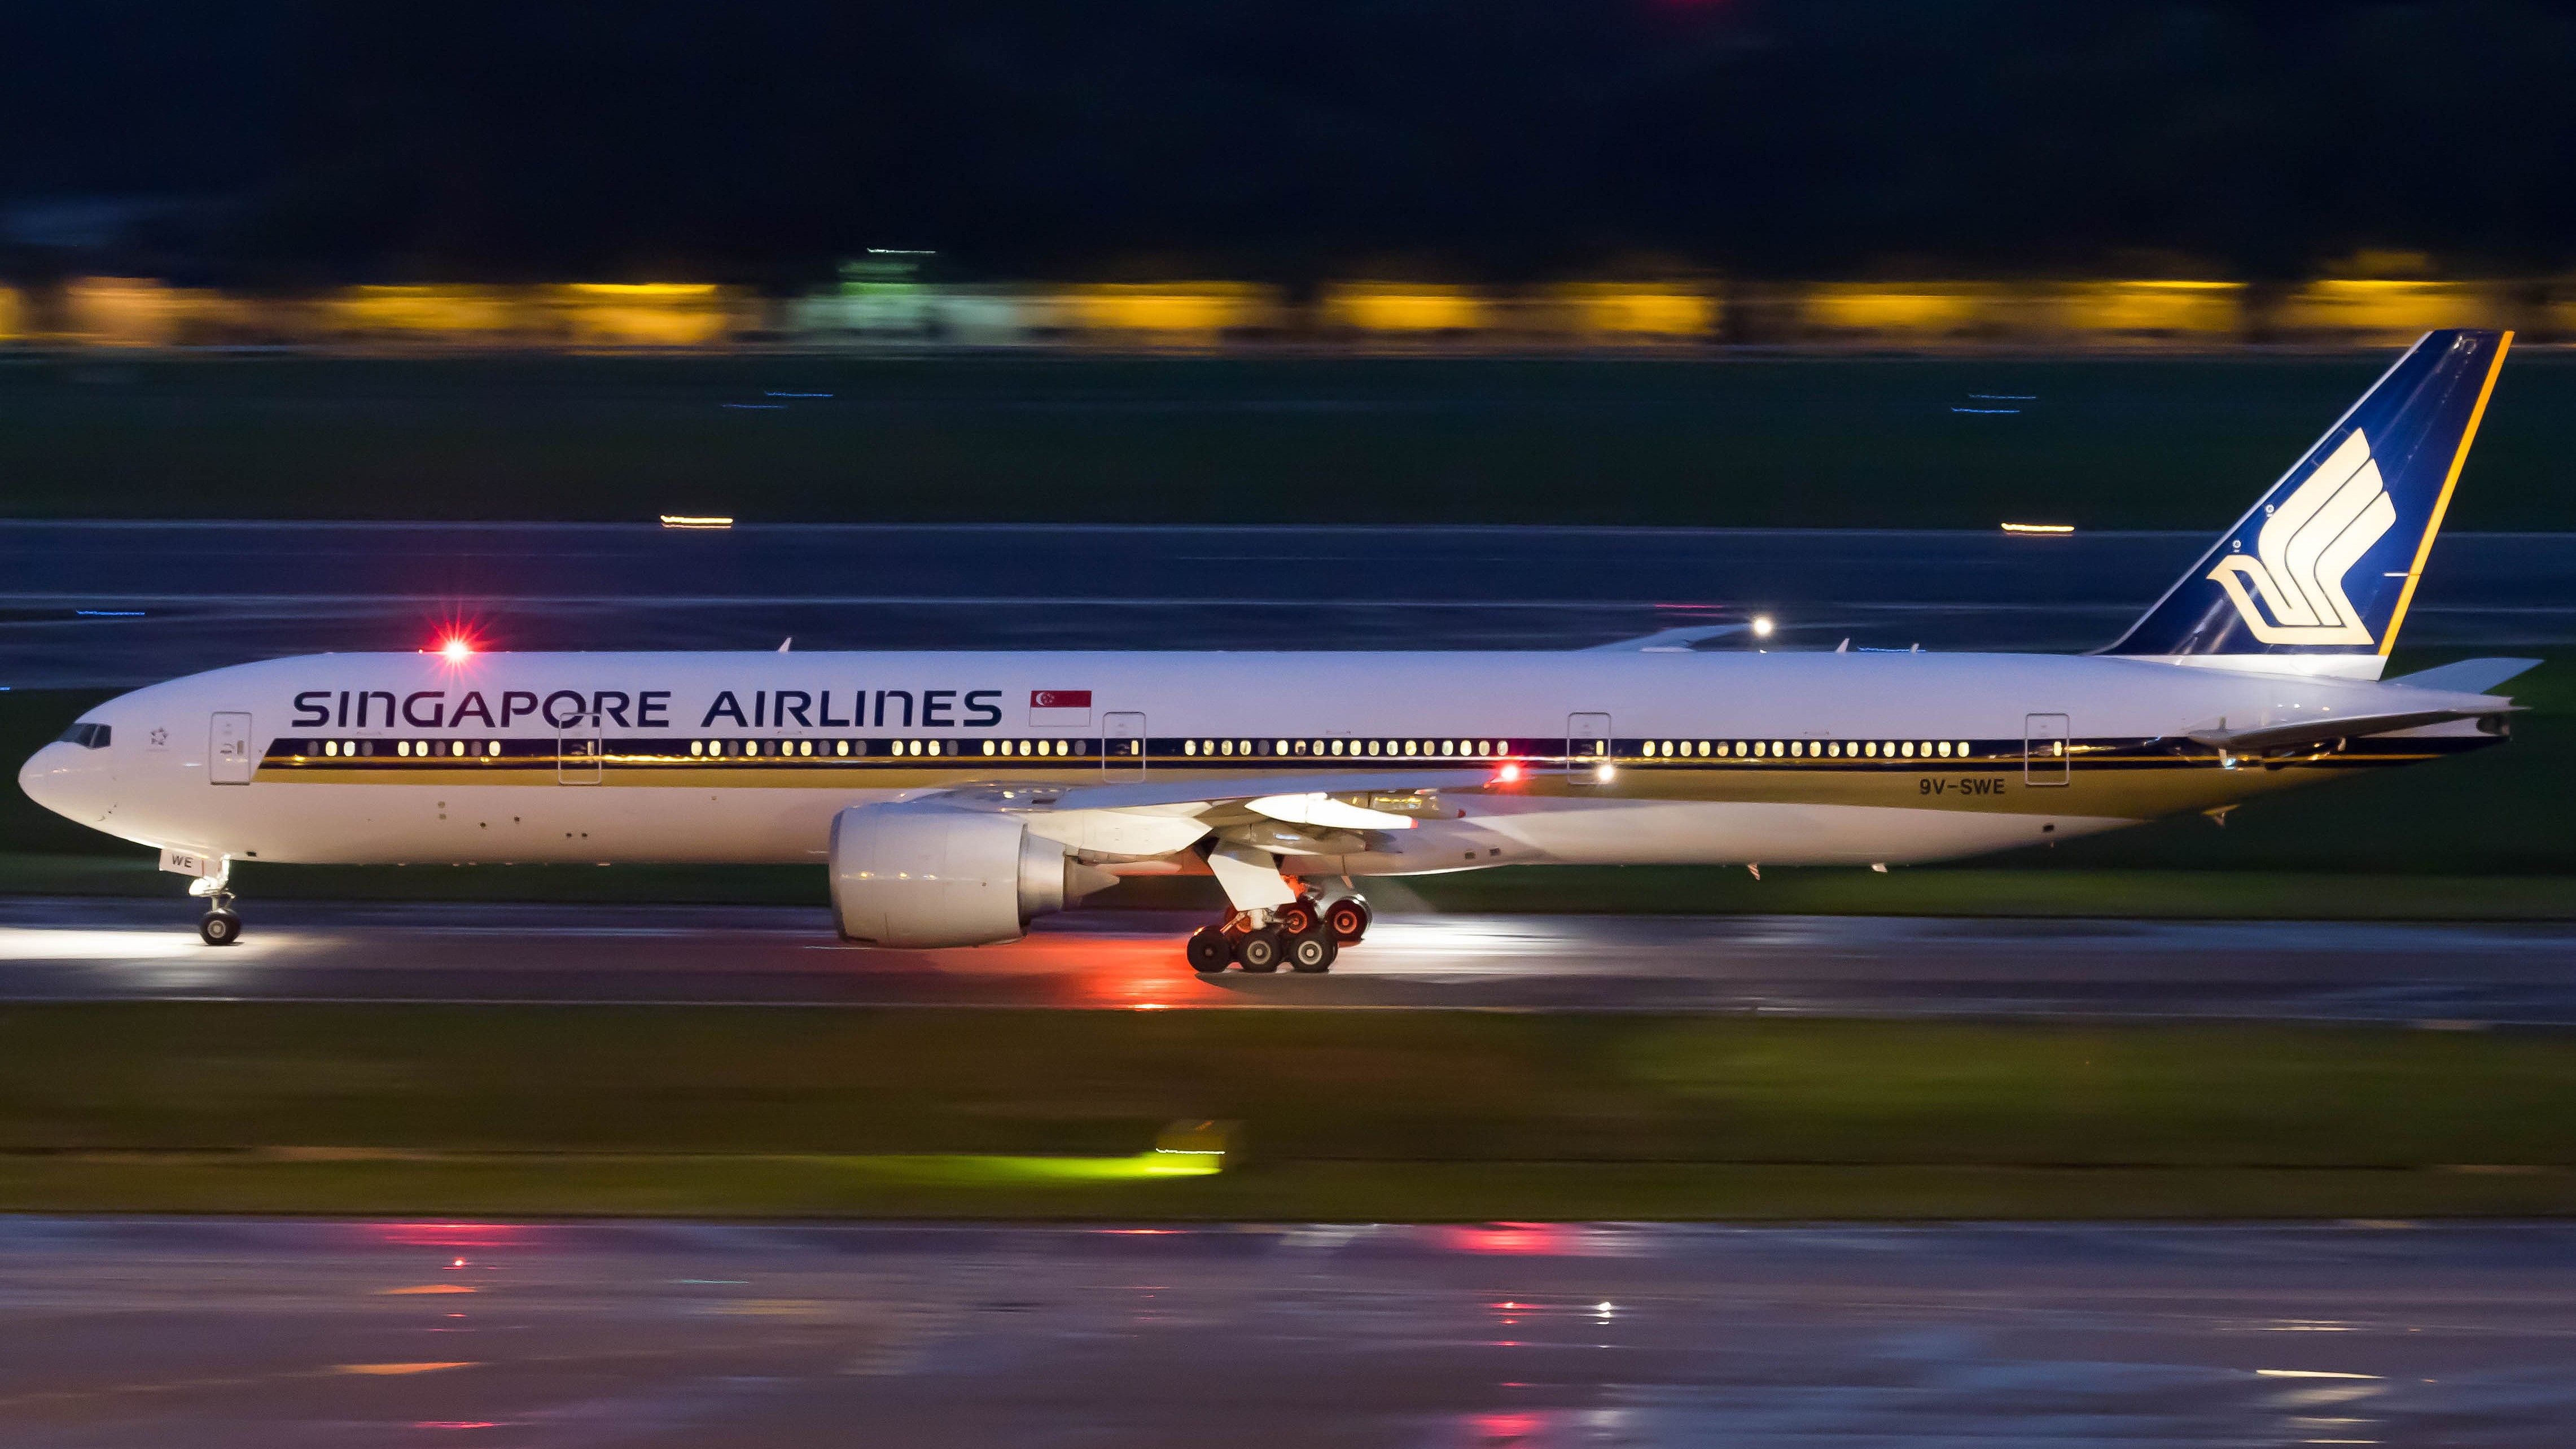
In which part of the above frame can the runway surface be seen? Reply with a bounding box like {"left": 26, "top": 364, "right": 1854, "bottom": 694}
{"left": 2, "top": 1215, "right": 2571, "bottom": 1446}
{"left": 5, "top": 521, "right": 2572, "bottom": 688}
{"left": 5, "top": 898, "right": 2575, "bottom": 1021}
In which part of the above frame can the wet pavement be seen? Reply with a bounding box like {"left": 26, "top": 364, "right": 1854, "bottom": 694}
{"left": 2, "top": 1215, "right": 2571, "bottom": 1447}
{"left": 4, "top": 898, "right": 2574, "bottom": 1022}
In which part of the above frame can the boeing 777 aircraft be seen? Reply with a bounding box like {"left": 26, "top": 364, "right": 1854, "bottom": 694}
{"left": 19, "top": 330, "right": 2533, "bottom": 971}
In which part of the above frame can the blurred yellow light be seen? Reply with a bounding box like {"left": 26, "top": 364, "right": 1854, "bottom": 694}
{"left": 1804, "top": 282, "right": 2007, "bottom": 335}
{"left": 2052, "top": 280, "right": 2241, "bottom": 337}
{"left": 659, "top": 514, "right": 734, "bottom": 529}
{"left": 1055, "top": 283, "right": 1279, "bottom": 339}
{"left": 1544, "top": 283, "right": 1717, "bottom": 338}
{"left": 548, "top": 283, "right": 740, "bottom": 346}
{"left": 332, "top": 286, "right": 520, "bottom": 336}
{"left": 64, "top": 277, "right": 201, "bottom": 347}
{"left": 1322, "top": 283, "right": 1491, "bottom": 334}
{"left": 0, "top": 286, "right": 20, "bottom": 341}
{"left": 2001, "top": 522, "right": 2075, "bottom": 534}
{"left": 2277, "top": 278, "right": 2512, "bottom": 342}
{"left": 561, "top": 283, "right": 720, "bottom": 297}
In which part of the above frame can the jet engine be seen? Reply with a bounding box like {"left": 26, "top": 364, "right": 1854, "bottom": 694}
{"left": 829, "top": 802, "right": 1115, "bottom": 947}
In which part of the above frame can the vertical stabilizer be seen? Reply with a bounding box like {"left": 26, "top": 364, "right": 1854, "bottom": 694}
{"left": 2101, "top": 329, "right": 2511, "bottom": 678}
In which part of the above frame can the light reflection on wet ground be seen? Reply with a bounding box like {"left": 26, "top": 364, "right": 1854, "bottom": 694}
{"left": 4, "top": 898, "right": 2575, "bottom": 1022}
{"left": 3, "top": 522, "right": 2570, "bottom": 688}
{"left": 2, "top": 1216, "right": 2571, "bottom": 1446}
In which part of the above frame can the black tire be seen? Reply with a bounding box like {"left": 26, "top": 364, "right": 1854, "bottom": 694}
{"left": 1234, "top": 929, "right": 1283, "bottom": 973}
{"left": 1185, "top": 926, "right": 1232, "bottom": 974}
{"left": 1325, "top": 898, "right": 1371, "bottom": 944}
{"left": 199, "top": 910, "right": 242, "bottom": 947}
{"left": 1287, "top": 929, "right": 1336, "bottom": 973}
{"left": 1274, "top": 900, "right": 1318, "bottom": 937}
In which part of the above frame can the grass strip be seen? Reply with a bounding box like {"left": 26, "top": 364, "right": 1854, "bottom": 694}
{"left": 5, "top": 1004, "right": 2575, "bottom": 1219}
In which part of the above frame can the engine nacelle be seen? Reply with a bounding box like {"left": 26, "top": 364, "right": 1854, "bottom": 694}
{"left": 829, "top": 803, "right": 1111, "bottom": 947}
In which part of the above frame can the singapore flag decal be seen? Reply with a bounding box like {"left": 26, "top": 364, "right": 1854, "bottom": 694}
{"left": 2205, "top": 429, "right": 2395, "bottom": 646}
{"left": 1029, "top": 689, "right": 1093, "bottom": 726}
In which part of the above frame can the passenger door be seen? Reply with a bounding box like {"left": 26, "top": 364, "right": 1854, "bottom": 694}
{"left": 1567, "top": 712, "right": 1613, "bottom": 787}
{"left": 1102, "top": 712, "right": 1147, "bottom": 781}
{"left": 2023, "top": 712, "right": 2071, "bottom": 786}
{"left": 209, "top": 712, "right": 255, "bottom": 785}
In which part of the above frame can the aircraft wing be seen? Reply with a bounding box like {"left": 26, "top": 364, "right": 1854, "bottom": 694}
{"left": 928, "top": 768, "right": 1506, "bottom": 884}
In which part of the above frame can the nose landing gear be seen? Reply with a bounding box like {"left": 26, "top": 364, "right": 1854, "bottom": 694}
{"left": 186, "top": 860, "right": 242, "bottom": 946}
{"left": 199, "top": 898, "right": 243, "bottom": 947}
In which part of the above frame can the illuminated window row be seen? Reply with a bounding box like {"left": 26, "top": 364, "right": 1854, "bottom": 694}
{"left": 681, "top": 737, "right": 1091, "bottom": 759}
{"left": 1184, "top": 738, "right": 1510, "bottom": 759}
{"left": 690, "top": 738, "right": 856, "bottom": 758}
{"left": 326, "top": 738, "right": 501, "bottom": 759}
{"left": 1650, "top": 739, "right": 1976, "bottom": 760}
{"left": 984, "top": 738, "right": 1076, "bottom": 757}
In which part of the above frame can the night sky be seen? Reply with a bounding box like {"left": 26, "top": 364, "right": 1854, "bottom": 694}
{"left": 7, "top": 1, "right": 2576, "bottom": 282}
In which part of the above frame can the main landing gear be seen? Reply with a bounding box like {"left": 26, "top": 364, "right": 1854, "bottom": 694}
{"left": 1187, "top": 892, "right": 1369, "bottom": 975}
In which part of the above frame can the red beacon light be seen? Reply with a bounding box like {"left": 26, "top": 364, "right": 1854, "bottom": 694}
{"left": 437, "top": 636, "right": 475, "bottom": 663}
{"left": 1493, "top": 759, "right": 1523, "bottom": 785}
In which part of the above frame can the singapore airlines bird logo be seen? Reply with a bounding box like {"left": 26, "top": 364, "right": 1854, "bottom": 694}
{"left": 2206, "top": 429, "right": 2395, "bottom": 645}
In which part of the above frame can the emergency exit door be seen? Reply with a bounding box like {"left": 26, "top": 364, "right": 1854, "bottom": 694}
{"left": 209, "top": 713, "right": 254, "bottom": 785}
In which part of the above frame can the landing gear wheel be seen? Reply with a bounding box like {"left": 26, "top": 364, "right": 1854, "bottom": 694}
{"left": 1185, "top": 926, "right": 1233, "bottom": 974}
{"left": 1234, "top": 928, "right": 1283, "bottom": 973}
{"left": 1325, "top": 897, "right": 1372, "bottom": 944}
{"left": 199, "top": 909, "right": 242, "bottom": 947}
{"left": 1287, "top": 929, "right": 1337, "bottom": 974}
{"left": 1274, "top": 899, "right": 1319, "bottom": 937}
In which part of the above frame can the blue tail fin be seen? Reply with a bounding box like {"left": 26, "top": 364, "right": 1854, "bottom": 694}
{"left": 2102, "top": 329, "right": 2512, "bottom": 677}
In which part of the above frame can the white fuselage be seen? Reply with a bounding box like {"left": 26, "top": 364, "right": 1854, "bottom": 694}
{"left": 17, "top": 648, "right": 2499, "bottom": 878}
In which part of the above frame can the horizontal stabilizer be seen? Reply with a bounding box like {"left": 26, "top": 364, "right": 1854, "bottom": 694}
{"left": 1583, "top": 624, "right": 1747, "bottom": 652}
{"left": 2389, "top": 658, "right": 2542, "bottom": 694}
{"left": 2186, "top": 703, "right": 2511, "bottom": 755}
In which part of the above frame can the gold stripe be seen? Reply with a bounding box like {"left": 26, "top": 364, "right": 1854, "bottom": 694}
{"left": 2381, "top": 331, "right": 2512, "bottom": 655}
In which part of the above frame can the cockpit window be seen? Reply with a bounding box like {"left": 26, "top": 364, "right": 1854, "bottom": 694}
{"left": 56, "top": 722, "right": 110, "bottom": 750}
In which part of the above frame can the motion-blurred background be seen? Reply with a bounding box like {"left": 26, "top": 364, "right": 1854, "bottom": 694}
{"left": 7, "top": 2, "right": 2576, "bottom": 350}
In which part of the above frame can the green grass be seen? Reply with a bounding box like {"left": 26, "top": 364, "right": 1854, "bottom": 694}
{"left": 7, "top": 350, "right": 2576, "bottom": 528}
{"left": 5, "top": 1005, "right": 2576, "bottom": 1218}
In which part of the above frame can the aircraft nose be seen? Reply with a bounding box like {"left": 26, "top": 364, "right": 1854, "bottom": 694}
{"left": 18, "top": 742, "right": 84, "bottom": 822}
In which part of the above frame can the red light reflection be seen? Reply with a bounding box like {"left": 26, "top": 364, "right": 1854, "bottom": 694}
{"left": 1440, "top": 1223, "right": 1574, "bottom": 1255}
{"left": 367, "top": 1222, "right": 529, "bottom": 1249}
